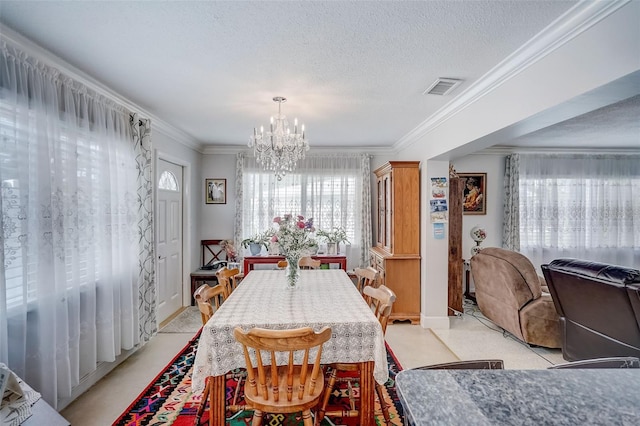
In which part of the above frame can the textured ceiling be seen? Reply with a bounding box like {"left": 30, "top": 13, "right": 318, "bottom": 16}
{"left": 2, "top": 0, "right": 635, "bottom": 151}
{"left": 505, "top": 94, "right": 640, "bottom": 149}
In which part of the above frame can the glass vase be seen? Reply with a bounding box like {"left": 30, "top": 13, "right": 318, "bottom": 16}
{"left": 326, "top": 242, "right": 337, "bottom": 255}
{"left": 285, "top": 258, "right": 300, "bottom": 289}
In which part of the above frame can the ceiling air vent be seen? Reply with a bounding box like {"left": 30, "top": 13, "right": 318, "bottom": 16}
{"left": 423, "top": 78, "right": 463, "bottom": 96}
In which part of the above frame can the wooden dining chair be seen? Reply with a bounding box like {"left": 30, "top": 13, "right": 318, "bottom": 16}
{"left": 193, "top": 283, "right": 228, "bottom": 325}
{"left": 192, "top": 281, "right": 241, "bottom": 425}
{"left": 233, "top": 326, "right": 332, "bottom": 426}
{"left": 298, "top": 257, "right": 321, "bottom": 269}
{"left": 317, "top": 285, "right": 396, "bottom": 424}
{"left": 548, "top": 356, "right": 640, "bottom": 369}
{"left": 216, "top": 266, "right": 241, "bottom": 296}
{"left": 354, "top": 267, "right": 379, "bottom": 295}
{"left": 414, "top": 359, "right": 504, "bottom": 370}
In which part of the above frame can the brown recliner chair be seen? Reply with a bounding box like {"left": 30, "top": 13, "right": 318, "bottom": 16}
{"left": 541, "top": 258, "right": 640, "bottom": 361}
{"left": 470, "top": 247, "right": 561, "bottom": 348}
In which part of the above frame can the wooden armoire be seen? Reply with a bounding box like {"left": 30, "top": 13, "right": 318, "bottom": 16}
{"left": 369, "top": 161, "right": 421, "bottom": 324}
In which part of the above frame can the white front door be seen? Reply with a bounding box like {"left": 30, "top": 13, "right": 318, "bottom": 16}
{"left": 156, "top": 159, "right": 184, "bottom": 323}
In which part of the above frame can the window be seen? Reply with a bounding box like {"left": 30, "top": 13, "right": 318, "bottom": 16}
{"left": 1, "top": 35, "right": 150, "bottom": 408}
{"left": 158, "top": 170, "right": 179, "bottom": 191}
{"left": 239, "top": 153, "right": 371, "bottom": 268}
{"left": 517, "top": 154, "right": 640, "bottom": 269}
{"left": 243, "top": 171, "right": 357, "bottom": 241}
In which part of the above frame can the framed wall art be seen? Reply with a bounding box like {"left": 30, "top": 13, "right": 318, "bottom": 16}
{"left": 458, "top": 172, "right": 486, "bottom": 215}
{"left": 205, "top": 178, "right": 226, "bottom": 204}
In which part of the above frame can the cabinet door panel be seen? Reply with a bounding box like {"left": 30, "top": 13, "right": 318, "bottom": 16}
{"left": 372, "top": 161, "right": 421, "bottom": 324}
{"left": 385, "top": 174, "right": 392, "bottom": 251}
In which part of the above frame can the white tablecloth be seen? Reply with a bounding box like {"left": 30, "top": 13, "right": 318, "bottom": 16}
{"left": 191, "top": 269, "right": 389, "bottom": 393}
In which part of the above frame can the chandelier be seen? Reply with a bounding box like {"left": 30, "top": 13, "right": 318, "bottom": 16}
{"left": 249, "top": 96, "right": 309, "bottom": 180}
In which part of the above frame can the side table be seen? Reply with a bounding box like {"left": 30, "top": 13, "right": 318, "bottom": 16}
{"left": 243, "top": 255, "right": 347, "bottom": 274}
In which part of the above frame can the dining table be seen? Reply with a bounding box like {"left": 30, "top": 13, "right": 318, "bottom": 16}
{"left": 191, "top": 269, "right": 389, "bottom": 426}
{"left": 395, "top": 368, "right": 640, "bottom": 425}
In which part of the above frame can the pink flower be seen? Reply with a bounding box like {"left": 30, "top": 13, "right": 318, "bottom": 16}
{"left": 273, "top": 216, "right": 282, "bottom": 224}
{"left": 271, "top": 235, "right": 278, "bottom": 242}
{"left": 297, "top": 215, "right": 305, "bottom": 221}
{"left": 296, "top": 221, "right": 305, "bottom": 229}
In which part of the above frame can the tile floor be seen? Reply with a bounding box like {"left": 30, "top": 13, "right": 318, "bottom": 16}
{"left": 60, "top": 299, "right": 563, "bottom": 425}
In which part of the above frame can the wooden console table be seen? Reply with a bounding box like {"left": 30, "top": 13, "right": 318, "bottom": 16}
{"left": 244, "top": 255, "right": 347, "bottom": 274}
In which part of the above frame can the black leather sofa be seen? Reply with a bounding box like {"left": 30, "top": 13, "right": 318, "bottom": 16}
{"left": 542, "top": 259, "right": 640, "bottom": 361}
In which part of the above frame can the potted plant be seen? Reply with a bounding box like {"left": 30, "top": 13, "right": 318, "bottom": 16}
{"left": 308, "top": 238, "right": 319, "bottom": 255}
{"left": 316, "top": 227, "right": 350, "bottom": 255}
{"left": 241, "top": 230, "right": 274, "bottom": 256}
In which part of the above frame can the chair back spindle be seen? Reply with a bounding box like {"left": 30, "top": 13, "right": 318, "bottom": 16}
{"left": 354, "top": 267, "right": 379, "bottom": 294}
{"left": 363, "top": 285, "right": 396, "bottom": 334}
{"left": 317, "top": 284, "right": 396, "bottom": 424}
{"left": 194, "top": 284, "right": 228, "bottom": 324}
{"left": 233, "top": 326, "right": 331, "bottom": 425}
{"left": 216, "top": 266, "right": 241, "bottom": 295}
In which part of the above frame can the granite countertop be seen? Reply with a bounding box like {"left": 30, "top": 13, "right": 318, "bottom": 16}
{"left": 396, "top": 369, "right": 640, "bottom": 425}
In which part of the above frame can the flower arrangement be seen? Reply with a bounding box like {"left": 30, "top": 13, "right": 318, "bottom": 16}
{"left": 219, "top": 239, "right": 237, "bottom": 262}
{"left": 271, "top": 214, "right": 316, "bottom": 261}
{"left": 316, "top": 226, "right": 350, "bottom": 245}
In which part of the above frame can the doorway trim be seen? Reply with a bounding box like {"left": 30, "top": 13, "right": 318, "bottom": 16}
{"left": 154, "top": 149, "right": 192, "bottom": 321}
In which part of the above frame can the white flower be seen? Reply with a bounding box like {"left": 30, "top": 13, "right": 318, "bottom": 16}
{"left": 272, "top": 214, "right": 316, "bottom": 261}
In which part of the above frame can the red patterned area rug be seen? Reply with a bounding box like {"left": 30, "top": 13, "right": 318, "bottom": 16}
{"left": 113, "top": 331, "right": 404, "bottom": 425}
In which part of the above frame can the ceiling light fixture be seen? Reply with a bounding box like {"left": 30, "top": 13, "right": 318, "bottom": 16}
{"left": 249, "top": 96, "right": 309, "bottom": 181}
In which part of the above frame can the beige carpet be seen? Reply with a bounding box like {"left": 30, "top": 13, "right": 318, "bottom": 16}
{"left": 385, "top": 323, "right": 460, "bottom": 369}
{"left": 430, "top": 301, "right": 564, "bottom": 369}
{"left": 160, "top": 306, "right": 202, "bottom": 333}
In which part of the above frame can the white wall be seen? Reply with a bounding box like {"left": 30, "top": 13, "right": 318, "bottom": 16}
{"left": 200, "top": 154, "right": 238, "bottom": 240}
{"left": 421, "top": 160, "right": 451, "bottom": 328}
{"left": 451, "top": 154, "right": 506, "bottom": 258}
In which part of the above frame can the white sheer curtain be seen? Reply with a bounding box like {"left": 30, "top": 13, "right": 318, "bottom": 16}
{"left": 235, "top": 153, "right": 372, "bottom": 269}
{"left": 517, "top": 154, "right": 640, "bottom": 270}
{"left": 0, "top": 40, "right": 140, "bottom": 408}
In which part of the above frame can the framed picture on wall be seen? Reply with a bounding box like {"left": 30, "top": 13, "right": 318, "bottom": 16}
{"left": 458, "top": 172, "right": 486, "bottom": 215}
{"left": 205, "top": 178, "right": 226, "bottom": 204}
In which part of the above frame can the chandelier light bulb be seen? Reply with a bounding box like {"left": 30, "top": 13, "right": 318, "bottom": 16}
{"left": 249, "top": 96, "right": 310, "bottom": 181}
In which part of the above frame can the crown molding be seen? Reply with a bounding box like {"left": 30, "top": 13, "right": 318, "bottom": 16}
{"left": 0, "top": 23, "right": 201, "bottom": 151}
{"left": 201, "top": 144, "right": 396, "bottom": 156}
{"left": 394, "top": 0, "right": 631, "bottom": 151}
{"left": 478, "top": 145, "right": 640, "bottom": 155}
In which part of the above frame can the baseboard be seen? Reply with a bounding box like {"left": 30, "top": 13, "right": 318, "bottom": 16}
{"left": 420, "top": 315, "right": 451, "bottom": 329}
